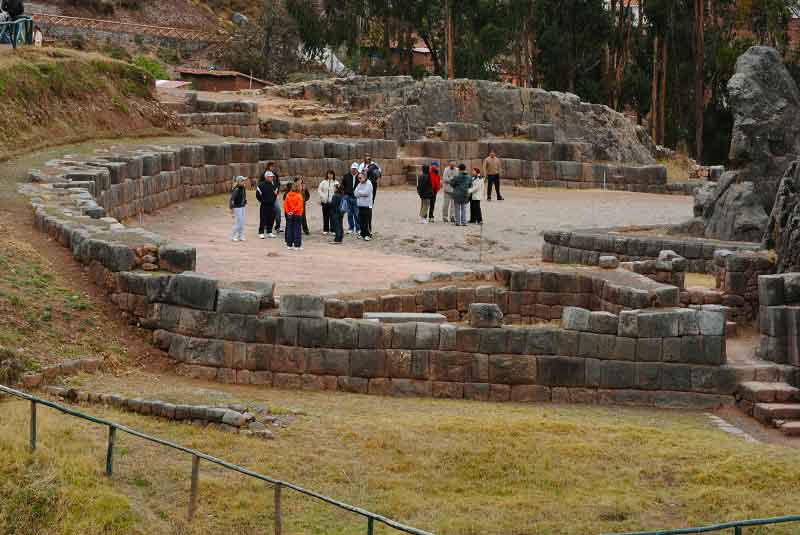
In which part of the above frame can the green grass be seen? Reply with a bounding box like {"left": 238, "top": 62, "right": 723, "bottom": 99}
{"left": 3, "top": 374, "right": 800, "bottom": 535}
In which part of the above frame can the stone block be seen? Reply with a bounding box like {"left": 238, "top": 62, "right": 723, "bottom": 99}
{"left": 438, "top": 286, "right": 458, "bottom": 310}
{"left": 537, "top": 356, "right": 586, "bottom": 387}
{"left": 600, "top": 360, "right": 636, "bottom": 389}
{"left": 415, "top": 323, "right": 440, "bottom": 349}
{"left": 306, "top": 348, "right": 349, "bottom": 376}
{"left": 489, "top": 354, "right": 537, "bottom": 384}
{"left": 599, "top": 256, "right": 619, "bottom": 269}
{"left": 328, "top": 319, "right": 358, "bottom": 349}
{"left": 556, "top": 330, "right": 579, "bottom": 356}
{"left": 611, "top": 337, "right": 637, "bottom": 361}
{"left": 463, "top": 383, "right": 491, "bottom": 401}
{"left": 432, "top": 381, "right": 464, "bottom": 399}
{"left": 677, "top": 309, "right": 699, "bottom": 336}
{"left": 635, "top": 363, "right": 661, "bottom": 390}
{"left": 759, "top": 275, "right": 785, "bottom": 306}
{"left": 391, "top": 379, "right": 432, "bottom": 397}
{"left": 703, "top": 336, "right": 726, "bottom": 365}
{"left": 271, "top": 346, "right": 306, "bottom": 373}
{"left": 273, "top": 373, "right": 302, "bottom": 390}
{"left": 357, "top": 320, "right": 382, "bottom": 349}
{"left": 439, "top": 324, "right": 457, "bottom": 351}
{"left": 618, "top": 310, "right": 639, "bottom": 337}
{"left": 577, "top": 332, "right": 601, "bottom": 358}
{"left": 525, "top": 327, "right": 556, "bottom": 355}
{"left": 589, "top": 311, "right": 618, "bottom": 334}
{"left": 562, "top": 307, "right": 591, "bottom": 331}
{"left": 661, "top": 364, "right": 692, "bottom": 391}
{"left": 469, "top": 303, "right": 504, "bottom": 328}
{"left": 479, "top": 328, "right": 509, "bottom": 354}
{"left": 637, "top": 310, "right": 679, "bottom": 338}
{"left": 429, "top": 351, "right": 488, "bottom": 383}
{"left": 698, "top": 306, "right": 726, "bottom": 336}
{"left": 505, "top": 327, "right": 528, "bottom": 354}
{"left": 392, "top": 322, "right": 418, "bottom": 349}
{"left": 277, "top": 317, "right": 299, "bottom": 346}
{"left": 158, "top": 243, "right": 196, "bottom": 272}
{"left": 387, "top": 350, "right": 430, "bottom": 379}
{"left": 662, "top": 337, "right": 682, "bottom": 362}
{"left": 165, "top": 272, "right": 218, "bottom": 311}
{"left": 350, "top": 350, "right": 387, "bottom": 378}
{"left": 297, "top": 318, "right": 328, "bottom": 348}
{"left": 510, "top": 384, "right": 551, "bottom": 402}
{"left": 490, "top": 384, "right": 511, "bottom": 402}
{"left": 302, "top": 374, "right": 338, "bottom": 391}
{"left": 280, "top": 294, "right": 325, "bottom": 318}
{"left": 338, "top": 376, "right": 369, "bottom": 394}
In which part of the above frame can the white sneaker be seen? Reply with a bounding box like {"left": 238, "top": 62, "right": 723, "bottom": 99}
{"left": 287, "top": 245, "right": 294, "bottom": 250}
{"left": 268, "top": 233, "right": 276, "bottom": 238}
{"left": 364, "top": 236, "right": 371, "bottom": 241}
{"left": 232, "top": 237, "right": 240, "bottom": 242}
{"left": 259, "top": 234, "right": 265, "bottom": 239}
{"left": 297, "top": 246, "right": 304, "bottom": 250}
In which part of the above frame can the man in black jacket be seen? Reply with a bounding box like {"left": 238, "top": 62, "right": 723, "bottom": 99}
{"left": 341, "top": 163, "right": 360, "bottom": 234}
{"left": 229, "top": 176, "right": 247, "bottom": 242}
{"left": 256, "top": 172, "right": 277, "bottom": 239}
{"left": 265, "top": 162, "right": 283, "bottom": 234}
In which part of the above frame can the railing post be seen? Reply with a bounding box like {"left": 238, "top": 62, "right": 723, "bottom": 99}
{"left": 105, "top": 426, "right": 116, "bottom": 477}
{"left": 367, "top": 517, "right": 374, "bottom": 535}
{"left": 274, "top": 483, "right": 282, "bottom": 535}
{"left": 29, "top": 401, "right": 36, "bottom": 451}
{"left": 734, "top": 527, "right": 742, "bottom": 535}
{"left": 188, "top": 455, "right": 200, "bottom": 520}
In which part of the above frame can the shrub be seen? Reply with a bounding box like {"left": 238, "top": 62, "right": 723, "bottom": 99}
{"left": 132, "top": 55, "right": 169, "bottom": 80}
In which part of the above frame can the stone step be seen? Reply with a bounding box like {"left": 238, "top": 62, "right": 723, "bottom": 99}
{"left": 736, "top": 381, "right": 800, "bottom": 403}
{"left": 753, "top": 403, "right": 800, "bottom": 424}
{"left": 362, "top": 312, "right": 447, "bottom": 324}
{"left": 778, "top": 421, "right": 800, "bottom": 437}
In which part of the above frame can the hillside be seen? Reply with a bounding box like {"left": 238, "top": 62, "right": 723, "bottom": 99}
{"left": 0, "top": 48, "right": 180, "bottom": 161}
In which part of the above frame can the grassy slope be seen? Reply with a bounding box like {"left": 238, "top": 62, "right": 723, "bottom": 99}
{"left": 0, "top": 47, "right": 177, "bottom": 161}
{"left": 3, "top": 374, "right": 800, "bottom": 535}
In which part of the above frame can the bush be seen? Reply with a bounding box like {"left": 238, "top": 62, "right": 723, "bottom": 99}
{"left": 156, "top": 47, "right": 182, "bottom": 65}
{"left": 132, "top": 55, "right": 169, "bottom": 80}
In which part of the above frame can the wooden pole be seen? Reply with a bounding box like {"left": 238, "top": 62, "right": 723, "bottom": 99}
{"left": 650, "top": 34, "right": 659, "bottom": 142}
{"left": 29, "top": 401, "right": 36, "bottom": 452}
{"left": 188, "top": 455, "right": 200, "bottom": 520}
{"left": 694, "top": 0, "right": 705, "bottom": 161}
{"left": 446, "top": 0, "right": 454, "bottom": 79}
{"left": 274, "top": 483, "right": 283, "bottom": 535}
{"left": 658, "top": 35, "right": 667, "bottom": 146}
{"left": 105, "top": 426, "right": 116, "bottom": 477}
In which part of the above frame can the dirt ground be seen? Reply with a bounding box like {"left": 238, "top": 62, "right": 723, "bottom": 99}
{"left": 138, "top": 186, "right": 693, "bottom": 295}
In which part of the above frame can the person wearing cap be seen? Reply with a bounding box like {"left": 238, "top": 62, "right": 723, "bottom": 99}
{"left": 318, "top": 170, "right": 337, "bottom": 235}
{"left": 265, "top": 162, "right": 283, "bottom": 234}
{"left": 341, "top": 163, "right": 361, "bottom": 234}
{"left": 358, "top": 155, "right": 382, "bottom": 202}
{"left": 468, "top": 167, "right": 484, "bottom": 224}
{"left": 256, "top": 171, "right": 277, "bottom": 238}
{"left": 355, "top": 172, "right": 374, "bottom": 241}
{"left": 229, "top": 175, "right": 248, "bottom": 241}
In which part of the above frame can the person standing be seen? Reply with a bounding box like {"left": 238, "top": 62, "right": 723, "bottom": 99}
{"left": 341, "top": 163, "right": 361, "bottom": 234}
{"left": 468, "top": 167, "right": 484, "bottom": 224}
{"left": 441, "top": 161, "right": 458, "bottom": 223}
{"left": 318, "top": 170, "right": 337, "bottom": 235}
{"left": 359, "top": 155, "right": 382, "bottom": 202}
{"left": 229, "top": 176, "right": 247, "bottom": 241}
{"left": 265, "top": 162, "right": 283, "bottom": 233}
{"left": 298, "top": 178, "right": 311, "bottom": 235}
{"left": 283, "top": 182, "right": 305, "bottom": 250}
{"left": 33, "top": 26, "right": 43, "bottom": 47}
{"left": 429, "top": 161, "right": 441, "bottom": 222}
{"left": 256, "top": 171, "right": 277, "bottom": 238}
{"left": 451, "top": 164, "right": 472, "bottom": 226}
{"left": 417, "top": 164, "right": 433, "bottom": 224}
{"left": 330, "top": 183, "right": 345, "bottom": 244}
{"left": 355, "top": 173, "right": 374, "bottom": 241}
{"left": 483, "top": 149, "right": 504, "bottom": 201}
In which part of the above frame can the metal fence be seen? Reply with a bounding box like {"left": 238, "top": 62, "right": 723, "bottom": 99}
{"left": 0, "top": 384, "right": 432, "bottom": 535}
{"left": 602, "top": 515, "right": 800, "bottom": 535}
{"left": 29, "top": 13, "right": 221, "bottom": 42}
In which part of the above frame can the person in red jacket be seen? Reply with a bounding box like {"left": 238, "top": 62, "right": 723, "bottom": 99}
{"left": 283, "top": 182, "right": 305, "bottom": 250}
{"left": 429, "top": 161, "right": 442, "bottom": 223}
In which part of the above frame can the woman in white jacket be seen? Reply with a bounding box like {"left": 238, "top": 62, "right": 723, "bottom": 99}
{"left": 354, "top": 173, "right": 374, "bottom": 240}
{"left": 318, "top": 170, "right": 337, "bottom": 235}
{"left": 468, "top": 168, "right": 484, "bottom": 224}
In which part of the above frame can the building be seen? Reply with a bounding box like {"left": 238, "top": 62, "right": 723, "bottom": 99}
{"left": 176, "top": 68, "right": 272, "bottom": 92}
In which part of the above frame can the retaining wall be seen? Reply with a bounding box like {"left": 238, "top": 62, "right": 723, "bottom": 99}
{"left": 543, "top": 228, "right": 762, "bottom": 274}
{"left": 176, "top": 96, "right": 260, "bottom": 138}
{"left": 757, "top": 274, "right": 800, "bottom": 366}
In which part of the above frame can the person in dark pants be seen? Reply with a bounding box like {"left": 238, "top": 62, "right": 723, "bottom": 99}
{"left": 429, "top": 161, "right": 441, "bottom": 222}
{"left": 284, "top": 178, "right": 311, "bottom": 235}
{"left": 355, "top": 173, "right": 374, "bottom": 241}
{"left": 283, "top": 182, "right": 305, "bottom": 250}
{"left": 256, "top": 171, "right": 277, "bottom": 238}
{"left": 318, "top": 170, "right": 337, "bottom": 235}
{"left": 330, "top": 183, "right": 345, "bottom": 244}
{"left": 342, "top": 163, "right": 360, "bottom": 234}
{"left": 468, "top": 168, "right": 484, "bottom": 224}
{"left": 265, "top": 162, "right": 283, "bottom": 233}
{"left": 482, "top": 149, "right": 504, "bottom": 201}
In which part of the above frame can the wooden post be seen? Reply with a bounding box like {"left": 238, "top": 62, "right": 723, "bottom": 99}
{"left": 29, "top": 401, "right": 36, "bottom": 452}
{"left": 367, "top": 517, "right": 374, "bottom": 535}
{"left": 445, "top": 0, "right": 454, "bottom": 79}
{"left": 274, "top": 483, "right": 283, "bottom": 535}
{"left": 105, "top": 426, "right": 116, "bottom": 477}
{"left": 188, "top": 455, "right": 200, "bottom": 520}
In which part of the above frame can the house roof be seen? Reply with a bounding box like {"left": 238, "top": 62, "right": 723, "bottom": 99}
{"left": 176, "top": 68, "right": 274, "bottom": 86}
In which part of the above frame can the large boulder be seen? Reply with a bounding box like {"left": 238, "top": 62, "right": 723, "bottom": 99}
{"left": 697, "top": 46, "right": 800, "bottom": 241}
{"left": 763, "top": 161, "right": 800, "bottom": 272}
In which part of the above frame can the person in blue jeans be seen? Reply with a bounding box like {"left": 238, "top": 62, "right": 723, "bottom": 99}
{"left": 341, "top": 162, "right": 360, "bottom": 234}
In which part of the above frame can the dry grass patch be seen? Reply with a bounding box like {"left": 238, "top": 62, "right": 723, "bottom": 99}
{"left": 3, "top": 376, "right": 800, "bottom": 535}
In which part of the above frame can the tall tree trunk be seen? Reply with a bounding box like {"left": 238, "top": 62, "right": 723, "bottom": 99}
{"left": 658, "top": 35, "right": 667, "bottom": 146}
{"left": 651, "top": 34, "right": 659, "bottom": 142}
{"left": 694, "top": 0, "right": 705, "bottom": 161}
{"left": 445, "top": 0, "right": 454, "bottom": 79}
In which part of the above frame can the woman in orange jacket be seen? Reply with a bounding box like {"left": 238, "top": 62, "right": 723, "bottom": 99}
{"left": 283, "top": 182, "right": 305, "bottom": 250}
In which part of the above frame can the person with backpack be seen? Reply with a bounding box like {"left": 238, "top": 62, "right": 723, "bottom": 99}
{"left": 417, "top": 164, "right": 434, "bottom": 224}
{"left": 229, "top": 175, "right": 247, "bottom": 242}
{"left": 451, "top": 164, "right": 472, "bottom": 227}
{"left": 318, "top": 170, "right": 337, "bottom": 235}
{"left": 359, "top": 155, "right": 382, "bottom": 202}
{"left": 256, "top": 171, "right": 277, "bottom": 239}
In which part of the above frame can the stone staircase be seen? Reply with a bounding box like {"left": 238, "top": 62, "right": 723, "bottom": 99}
{"left": 736, "top": 381, "right": 800, "bottom": 436}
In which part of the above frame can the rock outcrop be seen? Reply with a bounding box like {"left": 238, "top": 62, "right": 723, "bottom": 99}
{"left": 763, "top": 161, "right": 800, "bottom": 272}
{"left": 271, "top": 76, "right": 656, "bottom": 164}
{"left": 697, "top": 46, "right": 800, "bottom": 242}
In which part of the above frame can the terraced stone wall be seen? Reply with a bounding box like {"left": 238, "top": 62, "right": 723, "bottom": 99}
{"left": 757, "top": 274, "right": 800, "bottom": 367}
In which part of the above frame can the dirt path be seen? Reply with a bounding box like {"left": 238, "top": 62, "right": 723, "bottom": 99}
{"left": 139, "top": 186, "right": 693, "bottom": 294}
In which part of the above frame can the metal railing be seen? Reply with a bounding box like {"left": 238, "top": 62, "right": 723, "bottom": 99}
{"left": 602, "top": 515, "right": 800, "bottom": 534}
{"left": 0, "top": 384, "right": 433, "bottom": 535}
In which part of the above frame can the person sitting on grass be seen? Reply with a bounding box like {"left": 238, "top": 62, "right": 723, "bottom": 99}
{"left": 468, "top": 167, "right": 484, "bottom": 225}
{"left": 355, "top": 172, "right": 374, "bottom": 241}
{"left": 283, "top": 182, "right": 305, "bottom": 251}
{"left": 229, "top": 175, "right": 247, "bottom": 242}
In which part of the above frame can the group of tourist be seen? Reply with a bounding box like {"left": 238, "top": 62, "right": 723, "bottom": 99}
{"left": 229, "top": 150, "right": 504, "bottom": 249}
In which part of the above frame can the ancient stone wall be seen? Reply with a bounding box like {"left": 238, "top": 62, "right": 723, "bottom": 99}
{"left": 543, "top": 228, "right": 762, "bottom": 274}
{"left": 175, "top": 96, "right": 260, "bottom": 138}
{"left": 757, "top": 274, "right": 800, "bottom": 366}
{"left": 713, "top": 250, "right": 776, "bottom": 324}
